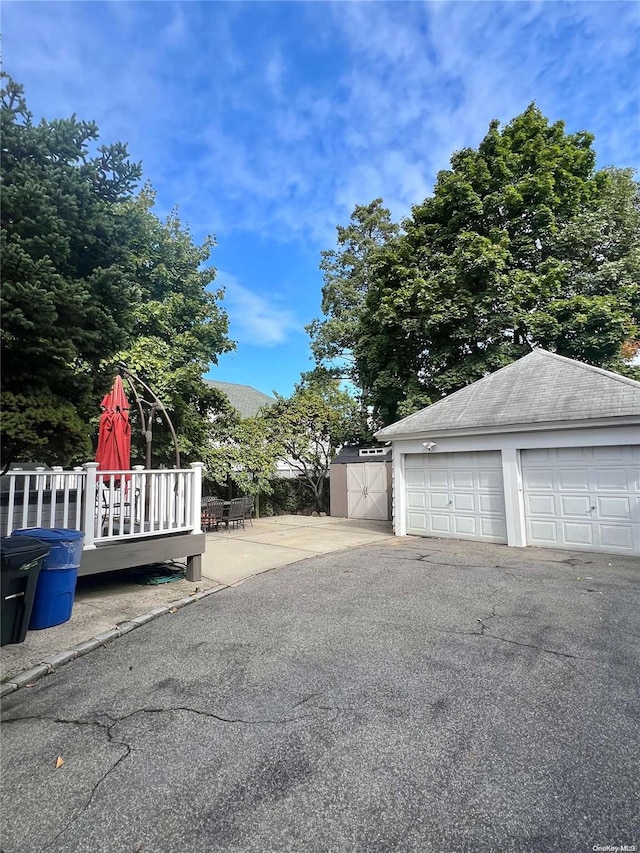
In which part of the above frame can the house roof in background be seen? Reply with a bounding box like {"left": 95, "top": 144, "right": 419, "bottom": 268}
{"left": 204, "top": 379, "right": 275, "bottom": 419}
{"left": 375, "top": 349, "right": 640, "bottom": 439}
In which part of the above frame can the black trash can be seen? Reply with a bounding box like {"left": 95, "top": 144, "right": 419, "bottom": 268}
{"left": 0, "top": 536, "right": 51, "bottom": 646}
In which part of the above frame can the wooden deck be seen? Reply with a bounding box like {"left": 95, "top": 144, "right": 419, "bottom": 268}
{"left": 2, "top": 463, "right": 206, "bottom": 582}
{"left": 79, "top": 531, "right": 205, "bottom": 580}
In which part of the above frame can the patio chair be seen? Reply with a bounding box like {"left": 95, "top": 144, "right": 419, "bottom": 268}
{"left": 201, "top": 497, "right": 225, "bottom": 532}
{"left": 221, "top": 497, "right": 245, "bottom": 531}
{"left": 100, "top": 484, "right": 139, "bottom": 534}
{"left": 242, "top": 495, "right": 255, "bottom": 526}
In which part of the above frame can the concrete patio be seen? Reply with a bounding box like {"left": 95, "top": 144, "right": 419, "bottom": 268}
{"left": 202, "top": 514, "right": 394, "bottom": 585}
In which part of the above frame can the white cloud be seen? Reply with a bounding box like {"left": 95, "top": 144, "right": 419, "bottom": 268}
{"left": 215, "top": 272, "right": 300, "bottom": 347}
{"left": 265, "top": 51, "right": 286, "bottom": 100}
{"left": 3, "top": 0, "right": 638, "bottom": 256}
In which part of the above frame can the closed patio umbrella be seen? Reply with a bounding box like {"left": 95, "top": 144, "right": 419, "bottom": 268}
{"left": 96, "top": 376, "right": 131, "bottom": 482}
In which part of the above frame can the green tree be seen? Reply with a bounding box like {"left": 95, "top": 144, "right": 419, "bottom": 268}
{"left": 114, "top": 188, "right": 234, "bottom": 467}
{"left": 204, "top": 404, "right": 280, "bottom": 497}
{"left": 261, "top": 376, "right": 365, "bottom": 511}
{"left": 355, "top": 105, "right": 639, "bottom": 426}
{"left": 306, "top": 198, "right": 398, "bottom": 406}
{"left": 1, "top": 76, "right": 235, "bottom": 468}
{"left": 526, "top": 167, "right": 640, "bottom": 368}
{"left": 1, "top": 74, "right": 142, "bottom": 464}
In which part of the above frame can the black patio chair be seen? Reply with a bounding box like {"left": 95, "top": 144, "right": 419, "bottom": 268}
{"left": 222, "top": 497, "right": 245, "bottom": 531}
{"left": 201, "top": 497, "right": 225, "bottom": 532}
{"left": 100, "top": 483, "right": 140, "bottom": 534}
{"left": 242, "top": 495, "right": 255, "bottom": 526}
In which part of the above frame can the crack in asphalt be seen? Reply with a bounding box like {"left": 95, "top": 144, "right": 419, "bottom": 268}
{"left": 106, "top": 705, "right": 336, "bottom": 726}
{"left": 443, "top": 626, "right": 603, "bottom": 665}
{"left": 2, "top": 702, "right": 347, "bottom": 852}
{"left": 37, "top": 715, "right": 130, "bottom": 853}
{"left": 432, "top": 604, "right": 586, "bottom": 663}
{"left": 479, "top": 634, "right": 579, "bottom": 660}
{"left": 292, "top": 692, "right": 322, "bottom": 708}
{"left": 386, "top": 552, "right": 495, "bottom": 569}
{"left": 476, "top": 603, "right": 498, "bottom": 636}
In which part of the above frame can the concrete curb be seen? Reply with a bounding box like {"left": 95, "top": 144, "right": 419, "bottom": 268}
{"left": 0, "top": 584, "right": 228, "bottom": 699}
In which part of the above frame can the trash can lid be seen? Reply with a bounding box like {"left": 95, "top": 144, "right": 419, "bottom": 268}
{"left": 1, "top": 536, "right": 50, "bottom": 563}
{"left": 11, "top": 527, "right": 85, "bottom": 542}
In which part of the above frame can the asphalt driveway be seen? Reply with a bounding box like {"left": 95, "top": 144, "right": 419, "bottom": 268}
{"left": 1, "top": 537, "right": 638, "bottom": 852}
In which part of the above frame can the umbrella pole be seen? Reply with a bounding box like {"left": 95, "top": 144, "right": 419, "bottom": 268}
{"left": 145, "top": 404, "right": 157, "bottom": 471}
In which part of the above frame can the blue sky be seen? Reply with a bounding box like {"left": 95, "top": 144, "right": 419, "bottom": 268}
{"left": 3, "top": 1, "right": 640, "bottom": 398}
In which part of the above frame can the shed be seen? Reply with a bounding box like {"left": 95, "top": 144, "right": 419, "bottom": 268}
{"left": 330, "top": 446, "right": 392, "bottom": 521}
{"left": 375, "top": 349, "right": 640, "bottom": 556}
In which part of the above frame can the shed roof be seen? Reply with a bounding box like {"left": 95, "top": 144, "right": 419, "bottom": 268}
{"left": 375, "top": 349, "right": 640, "bottom": 439}
{"left": 203, "top": 380, "right": 275, "bottom": 419}
{"left": 331, "top": 446, "right": 391, "bottom": 465}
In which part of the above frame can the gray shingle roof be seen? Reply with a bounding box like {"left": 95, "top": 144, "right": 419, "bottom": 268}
{"left": 375, "top": 349, "right": 640, "bottom": 439}
{"left": 203, "top": 380, "right": 275, "bottom": 419}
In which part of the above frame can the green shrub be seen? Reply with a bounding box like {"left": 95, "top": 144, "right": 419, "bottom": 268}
{"left": 203, "top": 475, "right": 330, "bottom": 516}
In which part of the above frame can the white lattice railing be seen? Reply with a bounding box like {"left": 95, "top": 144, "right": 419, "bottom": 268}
{"left": 1, "top": 462, "right": 204, "bottom": 548}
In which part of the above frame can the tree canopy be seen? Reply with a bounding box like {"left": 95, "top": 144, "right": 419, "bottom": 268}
{"left": 0, "top": 75, "right": 234, "bottom": 466}
{"left": 261, "top": 373, "right": 368, "bottom": 510}
{"left": 311, "top": 105, "right": 639, "bottom": 428}
{"left": 115, "top": 187, "right": 233, "bottom": 467}
{"left": 306, "top": 199, "right": 398, "bottom": 409}
{"left": 204, "top": 404, "right": 281, "bottom": 497}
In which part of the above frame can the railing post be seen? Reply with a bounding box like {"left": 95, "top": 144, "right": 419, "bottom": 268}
{"left": 186, "top": 462, "right": 204, "bottom": 582}
{"left": 190, "top": 462, "right": 203, "bottom": 535}
{"left": 35, "top": 467, "right": 46, "bottom": 527}
{"left": 83, "top": 462, "right": 99, "bottom": 549}
{"left": 73, "top": 468, "right": 84, "bottom": 528}
{"left": 6, "top": 472, "right": 17, "bottom": 536}
{"left": 133, "top": 465, "right": 144, "bottom": 526}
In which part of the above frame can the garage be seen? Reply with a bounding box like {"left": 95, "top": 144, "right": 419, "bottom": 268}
{"left": 405, "top": 451, "right": 506, "bottom": 542}
{"left": 522, "top": 446, "right": 640, "bottom": 555}
{"left": 375, "top": 349, "right": 640, "bottom": 556}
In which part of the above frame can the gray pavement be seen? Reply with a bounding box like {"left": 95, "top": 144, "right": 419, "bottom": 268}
{"left": 1, "top": 516, "right": 393, "bottom": 681}
{"left": 1, "top": 537, "right": 639, "bottom": 852}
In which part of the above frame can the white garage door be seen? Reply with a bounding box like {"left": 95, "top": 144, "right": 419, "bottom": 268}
{"left": 405, "top": 451, "right": 507, "bottom": 542}
{"left": 522, "top": 446, "right": 640, "bottom": 555}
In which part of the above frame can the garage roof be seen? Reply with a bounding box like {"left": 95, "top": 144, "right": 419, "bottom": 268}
{"left": 375, "top": 349, "right": 640, "bottom": 439}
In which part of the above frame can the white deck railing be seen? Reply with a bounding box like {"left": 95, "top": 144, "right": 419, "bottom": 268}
{"left": 1, "top": 462, "right": 204, "bottom": 549}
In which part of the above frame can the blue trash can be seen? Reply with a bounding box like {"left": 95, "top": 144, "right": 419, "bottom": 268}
{"left": 11, "top": 528, "right": 85, "bottom": 629}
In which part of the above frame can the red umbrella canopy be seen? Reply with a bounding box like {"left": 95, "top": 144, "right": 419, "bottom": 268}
{"left": 96, "top": 376, "right": 131, "bottom": 473}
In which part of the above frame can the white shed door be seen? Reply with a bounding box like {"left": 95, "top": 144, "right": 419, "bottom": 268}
{"left": 522, "top": 446, "right": 640, "bottom": 555}
{"left": 405, "top": 451, "right": 507, "bottom": 542}
{"left": 346, "top": 463, "right": 389, "bottom": 520}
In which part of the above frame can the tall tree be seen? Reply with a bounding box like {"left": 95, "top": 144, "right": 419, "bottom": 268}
{"left": 114, "top": 188, "right": 234, "bottom": 467}
{"left": 0, "top": 76, "right": 235, "bottom": 467}
{"left": 306, "top": 199, "right": 399, "bottom": 406}
{"left": 1, "top": 74, "right": 142, "bottom": 464}
{"left": 354, "top": 105, "right": 639, "bottom": 426}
